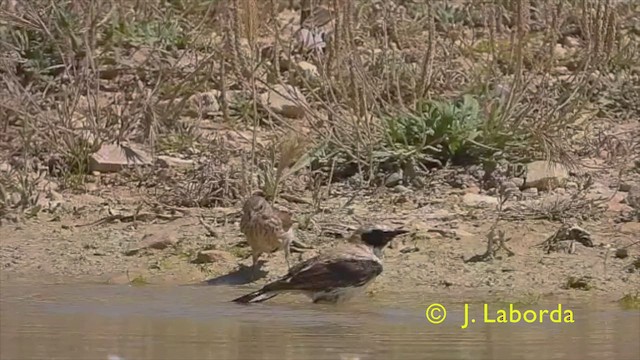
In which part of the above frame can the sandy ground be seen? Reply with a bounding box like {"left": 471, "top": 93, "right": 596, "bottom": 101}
{"left": 1, "top": 179, "right": 638, "bottom": 305}
{"left": 1, "top": 0, "right": 639, "bottom": 308}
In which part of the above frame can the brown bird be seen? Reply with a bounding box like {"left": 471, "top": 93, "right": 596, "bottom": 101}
{"left": 240, "top": 191, "right": 296, "bottom": 276}
{"left": 232, "top": 225, "right": 409, "bottom": 304}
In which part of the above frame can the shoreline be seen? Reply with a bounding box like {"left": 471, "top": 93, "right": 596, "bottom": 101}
{"left": 2, "top": 209, "right": 638, "bottom": 307}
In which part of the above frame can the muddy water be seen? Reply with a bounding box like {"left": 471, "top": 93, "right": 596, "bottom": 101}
{"left": 1, "top": 283, "right": 638, "bottom": 360}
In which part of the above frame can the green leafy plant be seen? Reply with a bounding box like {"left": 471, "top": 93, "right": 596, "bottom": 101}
{"left": 103, "top": 17, "right": 188, "bottom": 50}
{"left": 434, "top": 3, "right": 467, "bottom": 26}
{"left": 385, "top": 95, "right": 498, "bottom": 165}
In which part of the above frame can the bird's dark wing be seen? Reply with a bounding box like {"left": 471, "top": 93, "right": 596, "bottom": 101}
{"left": 286, "top": 253, "right": 318, "bottom": 274}
{"left": 263, "top": 257, "right": 383, "bottom": 292}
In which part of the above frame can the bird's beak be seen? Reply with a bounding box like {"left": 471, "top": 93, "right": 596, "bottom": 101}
{"left": 384, "top": 229, "right": 409, "bottom": 239}
{"left": 378, "top": 229, "right": 410, "bottom": 249}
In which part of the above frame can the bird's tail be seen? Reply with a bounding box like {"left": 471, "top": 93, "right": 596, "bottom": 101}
{"left": 232, "top": 288, "right": 280, "bottom": 304}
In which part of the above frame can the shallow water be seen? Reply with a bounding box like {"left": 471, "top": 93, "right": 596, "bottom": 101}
{"left": 0, "top": 283, "right": 638, "bottom": 360}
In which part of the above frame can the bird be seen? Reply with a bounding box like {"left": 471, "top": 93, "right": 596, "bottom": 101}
{"left": 231, "top": 225, "right": 409, "bottom": 304}
{"left": 239, "top": 191, "right": 297, "bottom": 277}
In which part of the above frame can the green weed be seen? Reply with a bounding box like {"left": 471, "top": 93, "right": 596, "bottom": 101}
{"left": 384, "top": 94, "right": 506, "bottom": 165}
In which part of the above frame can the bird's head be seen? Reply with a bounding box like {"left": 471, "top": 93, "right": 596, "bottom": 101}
{"left": 252, "top": 190, "right": 266, "bottom": 197}
{"left": 242, "top": 190, "right": 269, "bottom": 213}
{"left": 349, "top": 225, "right": 409, "bottom": 254}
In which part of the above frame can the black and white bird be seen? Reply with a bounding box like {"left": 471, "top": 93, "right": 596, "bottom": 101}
{"left": 231, "top": 225, "right": 409, "bottom": 304}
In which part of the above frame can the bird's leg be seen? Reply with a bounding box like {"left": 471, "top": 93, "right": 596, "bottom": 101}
{"left": 251, "top": 252, "right": 260, "bottom": 281}
{"left": 284, "top": 242, "right": 291, "bottom": 270}
{"left": 281, "top": 231, "right": 294, "bottom": 270}
{"left": 291, "top": 238, "right": 312, "bottom": 249}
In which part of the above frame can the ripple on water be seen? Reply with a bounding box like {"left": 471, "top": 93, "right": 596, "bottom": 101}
{"left": 1, "top": 283, "right": 639, "bottom": 360}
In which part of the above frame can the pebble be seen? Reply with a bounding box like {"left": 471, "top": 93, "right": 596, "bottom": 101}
{"left": 615, "top": 248, "right": 629, "bottom": 259}
{"left": 509, "top": 177, "right": 525, "bottom": 188}
{"left": 393, "top": 185, "right": 412, "bottom": 194}
{"left": 565, "top": 181, "right": 579, "bottom": 190}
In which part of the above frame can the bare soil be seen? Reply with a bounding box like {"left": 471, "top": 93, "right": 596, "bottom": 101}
{"left": 2, "top": 1, "right": 640, "bottom": 305}
{"left": 2, "top": 172, "right": 639, "bottom": 304}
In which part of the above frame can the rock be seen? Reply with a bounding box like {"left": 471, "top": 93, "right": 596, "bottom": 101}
{"left": 565, "top": 181, "right": 579, "bottom": 190}
{"left": 626, "top": 185, "right": 640, "bottom": 210}
{"left": 452, "top": 229, "right": 475, "bottom": 239}
{"left": 129, "top": 46, "right": 154, "bottom": 66}
{"left": 187, "top": 90, "right": 221, "bottom": 115}
{"left": 502, "top": 180, "right": 519, "bottom": 190}
{"left": 607, "top": 192, "right": 632, "bottom": 213}
{"left": 462, "top": 193, "right": 499, "bottom": 207}
{"left": 296, "top": 61, "right": 319, "bottom": 77}
{"left": 85, "top": 174, "right": 98, "bottom": 183}
{"left": 47, "top": 190, "right": 64, "bottom": 202}
{"left": 9, "top": 192, "right": 21, "bottom": 205}
{"left": 562, "top": 36, "right": 581, "bottom": 48}
{"left": 553, "top": 44, "right": 568, "bottom": 59}
{"left": 615, "top": 248, "right": 629, "bottom": 259}
{"left": 385, "top": 171, "right": 403, "bottom": 187}
{"left": 500, "top": 181, "right": 521, "bottom": 198}
{"left": 563, "top": 276, "right": 592, "bottom": 291}
{"left": 399, "top": 246, "right": 419, "bottom": 254}
{"left": 0, "top": 162, "right": 11, "bottom": 173}
{"left": 89, "top": 143, "right": 152, "bottom": 173}
{"left": 509, "top": 177, "right": 525, "bottom": 188}
{"left": 588, "top": 183, "right": 613, "bottom": 197}
{"left": 619, "top": 182, "right": 634, "bottom": 192}
{"left": 522, "top": 187, "right": 539, "bottom": 197}
{"left": 523, "top": 161, "right": 569, "bottom": 191}
{"left": 260, "top": 84, "right": 308, "bottom": 119}
{"left": 84, "top": 183, "right": 99, "bottom": 192}
{"left": 125, "top": 232, "right": 178, "bottom": 256}
{"left": 36, "top": 178, "right": 60, "bottom": 193}
{"left": 221, "top": 90, "right": 246, "bottom": 105}
{"left": 493, "top": 83, "right": 511, "bottom": 100}
{"left": 259, "top": 44, "right": 276, "bottom": 62}
{"left": 36, "top": 195, "right": 51, "bottom": 209}
{"left": 156, "top": 156, "right": 194, "bottom": 169}
{"left": 8, "top": 156, "right": 36, "bottom": 172}
{"left": 36, "top": 179, "right": 59, "bottom": 193}
{"left": 447, "top": 172, "right": 475, "bottom": 189}
{"left": 464, "top": 185, "right": 481, "bottom": 194}
{"left": 274, "top": 56, "right": 294, "bottom": 72}
{"left": 619, "top": 221, "right": 640, "bottom": 235}
{"left": 421, "top": 209, "right": 456, "bottom": 221}
{"left": 626, "top": 257, "right": 640, "bottom": 274}
{"left": 296, "top": 28, "right": 326, "bottom": 52}
{"left": 192, "top": 250, "right": 235, "bottom": 264}
{"left": 392, "top": 185, "right": 412, "bottom": 194}
{"left": 551, "top": 66, "right": 570, "bottom": 75}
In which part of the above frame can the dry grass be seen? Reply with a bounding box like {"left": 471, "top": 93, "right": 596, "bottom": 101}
{"left": 1, "top": 0, "right": 639, "bottom": 221}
